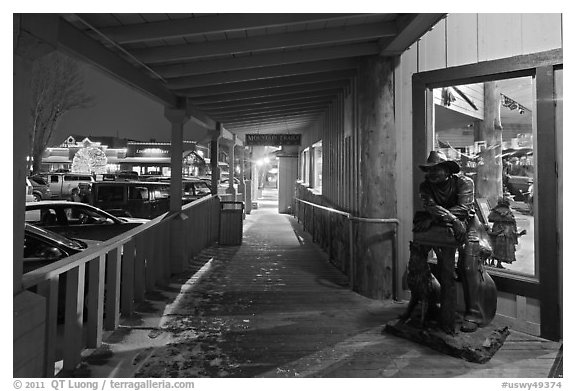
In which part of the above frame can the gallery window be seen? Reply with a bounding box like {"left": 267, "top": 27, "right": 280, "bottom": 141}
{"left": 300, "top": 148, "right": 310, "bottom": 185}
{"left": 413, "top": 49, "right": 562, "bottom": 340}
{"left": 432, "top": 76, "right": 536, "bottom": 276}
{"left": 312, "top": 141, "right": 323, "bottom": 192}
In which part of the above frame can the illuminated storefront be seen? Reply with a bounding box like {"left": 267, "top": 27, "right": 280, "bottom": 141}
{"left": 41, "top": 136, "right": 209, "bottom": 176}
{"left": 123, "top": 141, "right": 208, "bottom": 176}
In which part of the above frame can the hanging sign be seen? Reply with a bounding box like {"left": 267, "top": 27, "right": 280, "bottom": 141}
{"left": 245, "top": 133, "right": 301, "bottom": 146}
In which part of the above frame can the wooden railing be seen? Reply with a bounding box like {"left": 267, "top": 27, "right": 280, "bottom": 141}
{"left": 21, "top": 195, "right": 221, "bottom": 377}
{"left": 294, "top": 197, "right": 399, "bottom": 292}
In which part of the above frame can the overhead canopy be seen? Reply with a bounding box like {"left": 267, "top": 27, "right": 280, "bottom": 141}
{"left": 18, "top": 13, "right": 444, "bottom": 141}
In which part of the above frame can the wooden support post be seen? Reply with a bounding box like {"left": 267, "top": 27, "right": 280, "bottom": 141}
{"left": 210, "top": 123, "right": 222, "bottom": 195}
{"left": 356, "top": 56, "right": 397, "bottom": 300}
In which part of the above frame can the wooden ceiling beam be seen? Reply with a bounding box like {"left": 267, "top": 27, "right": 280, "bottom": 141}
{"left": 98, "top": 14, "right": 371, "bottom": 44}
{"left": 203, "top": 98, "right": 334, "bottom": 115}
{"left": 229, "top": 120, "right": 312, "bottom": 130}
{"left": 197, "top": 91, "right": 338, "bottom": 110}
{"left": 218, "top": 113, "right": 325, "bottom": 128}
{"left": 130, "top": 22, "right": 396, "bottom": 64}
{"left": 165, "top": 58, "right": 358, "bottom": 88}
{"left": 224, "top": 113, "right": 320, "bottom": 127}
{"left": 379, "top": 13, "right": 446, "bottom": 55}
{"left": 213, "top": 105, "right": 328, "bottom": 121}
{"left": 174, "top": 70, "right": 354, "bottom": 96}
{"left": 186, "top": 81, "right": 348, "bottom": 103}
{"left": 152, "top": 42, "right": 379, "bottom": 77}
{"left": 229, "top": 115, "right": 315, "bottom": 126}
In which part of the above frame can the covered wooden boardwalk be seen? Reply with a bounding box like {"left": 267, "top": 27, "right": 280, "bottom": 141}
{"left": 79, "top": 190, "right": 561, "bottom": 378}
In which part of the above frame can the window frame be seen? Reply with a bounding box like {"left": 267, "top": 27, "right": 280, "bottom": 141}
{"left": 412, "top": 48, "right": 562, "bottom": 340}
{"left": 312, "top": 141, "right": 323, "bottom": 192}
{"left": 300, "top": 147, "right": 310, "bottom": 185}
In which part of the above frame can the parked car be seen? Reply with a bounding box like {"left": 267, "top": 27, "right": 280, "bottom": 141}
{"left": 25, "top": 200, "right": 149, "bottom": 241}
{"left": 25, "top": 178, "right": 35, "bottom": 202}
{"left": 145, "top": 176, "right": 212, "bottom": 202}
{"left": 505, "top": 175, "right": 533, "bottom": 202}
{"left": 37, "top": 172, "right": 95, "bottom": 200}
{"left": 23, "top": 223, "right": 98, "bottom": 273}
{"left": 90, "top": 181, "right": 171, "bottom": 219}
{"left": 218, "top": 177, "right": 240, "bottom": 195}
{"left": 23, "top": 223, "right": 102, "bottom": 323}
{"left": 182, "top": 178, "right": 212, "bottom": 202}
{"left": 117, "top": 171, "right": 140, "bottom": 180}
{"left": 95, "top": 173, "right": 118, "bottom": 181}
{"left": 28, "top": 175, "right": 52, "bottom": 201}
{"left": 134, "top": 176, "right": 210, "bottom": 204}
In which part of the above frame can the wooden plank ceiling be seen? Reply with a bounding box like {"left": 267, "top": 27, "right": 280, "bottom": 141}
{"left": 60, "top": 13, "right": 445, "bottom": 137}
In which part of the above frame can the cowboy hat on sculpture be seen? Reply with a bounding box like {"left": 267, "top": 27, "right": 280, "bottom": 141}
{"left": 419, "top": 150, "right": 461, "bottom": 174}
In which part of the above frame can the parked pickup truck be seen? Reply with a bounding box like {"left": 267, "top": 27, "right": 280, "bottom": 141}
{"left": 39, "top": 173, "right": 95, "bottom": 200}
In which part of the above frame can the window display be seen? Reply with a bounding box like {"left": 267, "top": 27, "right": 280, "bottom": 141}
{"left": 433, "top": 76, "right": 535, "bottom": 276}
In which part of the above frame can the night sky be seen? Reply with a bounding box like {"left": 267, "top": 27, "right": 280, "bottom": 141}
{"left": 54, "top": 63, "right": 173, "bottom": 145}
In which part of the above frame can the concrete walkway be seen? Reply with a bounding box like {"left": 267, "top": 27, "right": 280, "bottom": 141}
{"left": 79, "top": 189, "right": 561, "bottom": 378}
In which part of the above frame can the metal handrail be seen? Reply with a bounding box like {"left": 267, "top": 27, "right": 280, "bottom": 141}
{"left": 295, "top": 198, "right": 352, "bottom": 218}
{"left": 294, "top": 197, "right": 400, "bottom": 293}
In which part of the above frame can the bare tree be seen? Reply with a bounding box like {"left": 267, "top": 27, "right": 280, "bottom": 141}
{"left": 29, "top": 52, "right": 94, "bottom": 174}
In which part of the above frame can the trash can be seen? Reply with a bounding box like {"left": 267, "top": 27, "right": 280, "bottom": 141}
{"left": 219, "top": 201, "right": 244, "bottom": 245}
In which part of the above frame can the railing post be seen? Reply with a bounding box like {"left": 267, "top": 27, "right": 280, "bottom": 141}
{"left": 134, "top": 236, "right": 146, "bottom": 301}
{"left": 162, "top": 224, "right": 171, "bottom": 284}
{"left": 392, "top": 228, "right": 398, "bottom": 301}
{"left": 311, "top": 206, "right": 315, "bottom": 241}
{"left": 37, "top": 276, "right": 59, "bottom": 377}
{"left": 63, "top": 264, "right": 85, "bottom": 372}
{"left": 86, "top": 255, "right": 105, "bottom": 348}
{"left": 328, "top": 212, "right": 333, "bottom": 259}
{"left": 105, "top": 248, "right": 121, "bottom": 331}
{"left": 302, "top": 202, "right": 306, "bottom": 232}
{"left": 121, "top": 241, "right": 135, "bottom": 315}
{"left": 145, "top": 229, "right": 156, "bottom": 291}
{"left": 348, "top": 217, "right": 354, "bottom": 290}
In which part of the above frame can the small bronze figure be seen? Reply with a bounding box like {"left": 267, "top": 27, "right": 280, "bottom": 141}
{"left": 488, "top": 195, "right": 526, "bottom": 268}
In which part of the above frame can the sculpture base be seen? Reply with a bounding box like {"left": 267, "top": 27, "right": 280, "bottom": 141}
{"left": 383, "top": 318, "right": 510, "bottom": 364}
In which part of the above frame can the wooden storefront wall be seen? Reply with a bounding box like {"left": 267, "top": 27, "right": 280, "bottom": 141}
{"left": 405, "top": 14, "right": 562, "bottom": 340}
{"left": 296, "top": 13, "right": 561, "bottom": 339}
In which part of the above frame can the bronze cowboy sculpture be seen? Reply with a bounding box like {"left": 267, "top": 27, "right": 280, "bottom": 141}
{"left": 401, "top": 151, "right": 497, "bottom": 334}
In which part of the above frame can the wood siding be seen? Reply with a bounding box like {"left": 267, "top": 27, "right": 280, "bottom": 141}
{"left": 296, "top": 12, "right": 561, "bottom": 336}
{"left": 402, "top": 13, "right": 562, "bottom": 339}
{"left": 299, "top": 88, "right": 359, "bottom": 214}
